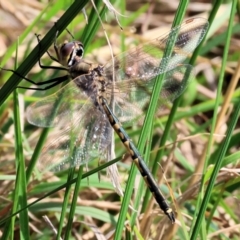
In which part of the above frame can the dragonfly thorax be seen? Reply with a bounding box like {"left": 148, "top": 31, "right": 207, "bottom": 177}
{"left": 72, "top": 64, "right": 105, "bottom": 108}
{"left": 69, "top": 60, "right": 93, "bottom": 79}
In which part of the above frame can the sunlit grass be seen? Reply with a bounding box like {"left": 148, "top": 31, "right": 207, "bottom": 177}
{"left": 1, "top": 0, "right": 240, "bottom": 239}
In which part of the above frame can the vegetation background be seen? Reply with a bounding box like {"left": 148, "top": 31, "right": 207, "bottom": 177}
{"left": 0, "top": 0, "right": 240, "bottom": 239}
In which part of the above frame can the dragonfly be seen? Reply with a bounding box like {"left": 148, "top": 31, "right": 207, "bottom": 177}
{"left": 7, "top": 17, "right": 208, "bottom": 223}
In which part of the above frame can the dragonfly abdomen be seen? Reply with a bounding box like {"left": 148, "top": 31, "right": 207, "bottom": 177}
{"left": 100, "top": 96, "right": 175, "bottom": 222}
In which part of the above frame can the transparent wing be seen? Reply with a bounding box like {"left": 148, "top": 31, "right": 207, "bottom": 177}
{"left": 26, "top": 17, "right": 207, "bottom": 171}
{"left": 103, "top": 17, "right": 208, "bottom": 81}
{"left": 103, "top": 64, "right": 194, "bottom": 123}
{"left": 102, "top": 17, "right": 208, "bottom": 123}
{"left": 27, "top": 81, "right": 112, "bottom": 172}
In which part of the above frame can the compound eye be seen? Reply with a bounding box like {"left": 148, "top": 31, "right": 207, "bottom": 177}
{"left": 59, "top": 42, "right": 75, "bottom": 66}
{"left": 67, "top": 41, "right": 84, "bottom": 67}
{"left": 59, "top": 41, "right": 84, "bottom": 67}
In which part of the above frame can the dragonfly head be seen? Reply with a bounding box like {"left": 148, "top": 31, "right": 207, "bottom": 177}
{"left": 59, "top": 41, "right": 84, "bottom": 67}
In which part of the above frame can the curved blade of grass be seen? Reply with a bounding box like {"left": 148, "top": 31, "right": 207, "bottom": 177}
{"left": 24, "top": 1, "right": 93, "bottom": 181}
{"left": 145, "top": 12, "right": 210, "bottom": 215}
{"left": 26, "top": 1, "right": 108, "bottom": 180}
{"left": 189, "top": 0, "right": 227, "bottom": 236}
{"left": 190, "top": 1, "right": 238, "bottom": 239}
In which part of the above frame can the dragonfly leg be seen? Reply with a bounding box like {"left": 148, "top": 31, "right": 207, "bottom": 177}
{"left": 0, "top": 65, "right": 69, "bottom": 91}
{"left": 35, "top": 33, "right": 66, "bottom": 71}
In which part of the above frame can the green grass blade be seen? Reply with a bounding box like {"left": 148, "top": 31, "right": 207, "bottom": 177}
{"left": 114, "top": 1, "right": 190, "bottom": 238}
{"left": 189, "top": 0, "right": 229, "bottom": 236}
{"left": 0, "top": 0, "right": 89, "bottom": 106}
{"left": 14, "top": 90, "right": 30, "bottom": 240}
{"left": 64, "top": 166, "right": 84, "bottom": 239}
{"left": 23, "top": 1, "right": 92, "bottom": 181}
{"left": 134, "top": 0, "right": 189, "bottom": 219}
{"left": 1, "top": 41, "right": 29, "bottom": 240}
{"left": 190, "top": 0, "right": 238, "bottom": 239}
{"left": 56, "top": 167, "right": 75, "bottom": 240}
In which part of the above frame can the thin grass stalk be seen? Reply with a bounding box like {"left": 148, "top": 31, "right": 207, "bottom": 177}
{"left": 190, "top": 0, "right": 238, "bottom": 239}
{"left": 189, "top": 0, "right": 224, "bottom": 186}
{"left": 64, "top": 166, "right": 84, "bottom": 239}
{"left": 56, "top": 167, "right": 75, "bottom": 240}
{"left": 15, "top": 89, "right": 30, "bottom": 239}
{"left": 1, "top": 39, "right": 30, "bottom": 240}
{"left": 114, "top": 1, "right": 190, "bottom": 238}
{"left": 140, "top": 0, "right": 190, "bottom": 214}
{"left": 139, "top": 0, "right": 189, "bottom": 215}
{"left": 189, "top": 0, "right": 228, "bottom": 234}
